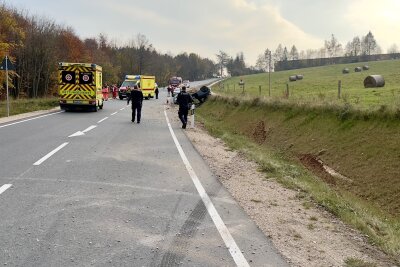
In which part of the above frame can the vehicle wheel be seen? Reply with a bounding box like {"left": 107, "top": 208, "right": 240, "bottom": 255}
{"left": 119, "top": 96, "right": 123, "bottom": 100}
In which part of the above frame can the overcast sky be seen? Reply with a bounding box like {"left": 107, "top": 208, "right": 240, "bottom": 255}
{"left": 7, "top": 0, "right": 400, "bottom": 65}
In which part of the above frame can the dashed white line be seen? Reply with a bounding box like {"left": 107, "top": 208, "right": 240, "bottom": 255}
{"left": 119, "top": 108, "right": 125, "bottom": 111}
{"left": 68, "top": 131, "right": 84, "bottom": 137}
{"left": 163, "top": 109, "right": 249, "bottom": 267}
{"left": 97, "top": 117, "right": 109, "bottom": 123}
{"left": 0, "top": 184, "right": 12, "bottom": 195}
{"left": 33, "top": 142, "right": 69, "bottom": 166}
{"left": 82, "top": 125, "right": 97, "bottom": 133}
{"left": 0, "top": 111, "right": 63, "bottom": 129}
{"left": 110, "top": 112, "right": 118, "bottom": 116}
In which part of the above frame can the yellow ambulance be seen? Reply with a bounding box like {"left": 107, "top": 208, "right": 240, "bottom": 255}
{"left": 139, "top": 75, "right": 156, "bottom": 99}
{"left": 119, "top": 75, "right": 156, "bottom": 100}
{"left": 58, "top": 62, "right": 104, "bottom": 111}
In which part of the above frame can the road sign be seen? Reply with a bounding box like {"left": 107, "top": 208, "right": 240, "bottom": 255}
{"left": 0, "top": 56, "right": 15, "bottom": 71}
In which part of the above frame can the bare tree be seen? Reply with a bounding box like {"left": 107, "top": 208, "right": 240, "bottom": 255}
{"left": 274, "top": 44, "right": 283, "bottom": 62}
{"left": 216, "top": 50, "right": 229, "bottom": 77}
{"left": 255, "top": 48, "right": 272, "bottom": 72}
{"left": 289, "top": 45, "right": 299, "bottom": 60}
{"left": 361, "top": 31, "right": 379, "bottom": 56}
{"left": 387, "top": 44, "right": 399, "bottom": 54}
{"left": 134, "top": 33, "right": 152, "bottom": 75}
{"left": 324, "top": 34, "right": 342, "bottom": 58}
{"left": 345, "top": 36, "right": 361, "bottom": 57}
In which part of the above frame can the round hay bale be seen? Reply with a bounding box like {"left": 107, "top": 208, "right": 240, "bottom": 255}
{"left": 364, "top": 75, "right": 385, "bottom": 88}
{"left": 354, "top": 67, "right": 362, "bottom": 72}
{"left": 296, "top": 74, "right": 304, "bottom": 80}
{"left": 342, "top": 68, "right": 350, "bottom": 74}
{"left": 363, "top": 65, "right": 369, "bottom": 70}
{"left": 289, "top": 75, "right": 297, "bottom": 82}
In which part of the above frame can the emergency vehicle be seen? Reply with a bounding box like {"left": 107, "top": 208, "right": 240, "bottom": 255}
{"left": 119, "top": 75, "right": 156, "bottom": 100}
{"left": 118, "top": 75, "right": 140, "bottom": 100}
{"left": 58, "top": 62, "right": 103, "bottom": 111}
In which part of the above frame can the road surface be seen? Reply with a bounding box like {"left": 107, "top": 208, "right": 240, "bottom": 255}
{"left": 0, "top": 80, "right": 288, "bottom": 266}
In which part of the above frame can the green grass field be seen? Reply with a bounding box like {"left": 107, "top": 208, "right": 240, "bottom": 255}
{"left": 215, "top": 59, "right": 400, "bottom": 112}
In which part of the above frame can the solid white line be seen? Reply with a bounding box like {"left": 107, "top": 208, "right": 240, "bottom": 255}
{"left": 163, "top": 109, "right": 249, "bottom": 267}
{"left": 110, "top": 112, "right": 118, "bottom": 116}
{"left": 97, "top": 117, "right": 109, "bottom": 123}
{"left": 0, "top": 111, "right": 63, "bottom": 129}
{"left": 33, "top": 142, "right": 69, "bottom": 166}
{"left": 82, "top": 125, "right": 97, "bottom": 133}
{"left": 0, "top": 184, "right": 12, "bottom": 195}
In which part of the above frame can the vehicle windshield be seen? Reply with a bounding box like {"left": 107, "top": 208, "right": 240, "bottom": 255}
{"left": 121, "top": 80, "right": 138, "bottom": 87}
{"left": 170, "top": 78, "right": 181, "bottom": 85}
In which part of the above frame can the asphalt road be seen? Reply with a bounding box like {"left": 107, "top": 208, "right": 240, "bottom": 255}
{"left": 0, "top": 80, "right": 288, "bottom": 266}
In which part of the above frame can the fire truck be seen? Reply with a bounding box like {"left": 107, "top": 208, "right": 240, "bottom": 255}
{"left": 167, "top": 76, "right": 183, "bottom": 96}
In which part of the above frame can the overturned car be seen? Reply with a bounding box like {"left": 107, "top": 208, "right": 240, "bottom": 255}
{"left": 174, "top": 85, "right": 211, "bottom": 105}
{"left": 191, "top": 86, "right": 211, "bottom": 104}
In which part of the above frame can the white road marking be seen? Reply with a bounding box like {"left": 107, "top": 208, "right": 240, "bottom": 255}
{"left": 68, "top": 131, "right": 84, "bottom": 137}
{"left": 119, "top": 108, "right": 125, "bottom": 111}
{"left": 82, "top": 125, "right": 97, "bottom": 133}
{"left": 97, "top": 117, "right": 109, "bottom": 123}
{"left": 110, "top": 112, "right": 118, "bottom": 116}
{"left": 0, "top": 184, "right": 12, "bottom": 195}
{"left": 0, "top": 111, "right": 63, "bottom": 129}
{"left": 33, "top": 142, "right": 69, "bottom": 166}
{"left": 163, "top": 109, "right": 249, "bottom": 267}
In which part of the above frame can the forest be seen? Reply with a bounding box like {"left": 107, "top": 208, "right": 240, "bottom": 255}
{"left": 0, "top": 4, "right": 217, "bottom": 99}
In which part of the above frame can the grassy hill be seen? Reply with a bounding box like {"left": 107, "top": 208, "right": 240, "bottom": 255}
{"left": 215, "top": 59, "right": 400, "bottom": 112}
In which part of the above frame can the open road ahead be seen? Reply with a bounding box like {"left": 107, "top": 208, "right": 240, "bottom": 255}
{"left": 0, "top": 80, "right": 288, "bottom": 266}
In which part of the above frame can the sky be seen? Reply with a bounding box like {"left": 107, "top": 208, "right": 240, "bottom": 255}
{"left": 6, "top": 0, "right": 400, "bottom": 66}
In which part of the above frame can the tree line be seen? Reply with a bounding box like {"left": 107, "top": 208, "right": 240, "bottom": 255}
{"left": 0, "top": 4, "right": 216, "bottom": 99}
{"left": 256, "top": 31, "right": 399, "bottom": 72}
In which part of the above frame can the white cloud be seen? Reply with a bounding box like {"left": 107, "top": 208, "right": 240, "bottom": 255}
{"left": 344, "top": 0, "right": 400, "bottom": 51}
{"left": 8, "top": 0, "right": 400, "bottom": 65}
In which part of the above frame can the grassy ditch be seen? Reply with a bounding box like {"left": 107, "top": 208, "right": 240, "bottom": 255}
{"left": 196, "top": 95, "right": 400, "bottom": 259}
{"left": 0, "top": 98, "right": 59, "bottom": 118}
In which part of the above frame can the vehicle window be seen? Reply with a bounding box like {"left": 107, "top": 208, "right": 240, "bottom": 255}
{"left": 121, "top": 80, "right": 138, "bottom": 87}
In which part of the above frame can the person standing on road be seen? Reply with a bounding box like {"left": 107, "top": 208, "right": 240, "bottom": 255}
{"left": 176, "top": 86, "right": 193, "bottom": 129}
{"left": 127, "top": 85, "right": 143, "bottom": 123}
{"left": 155, "top": 85, "right": 159, "bottom": 99}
